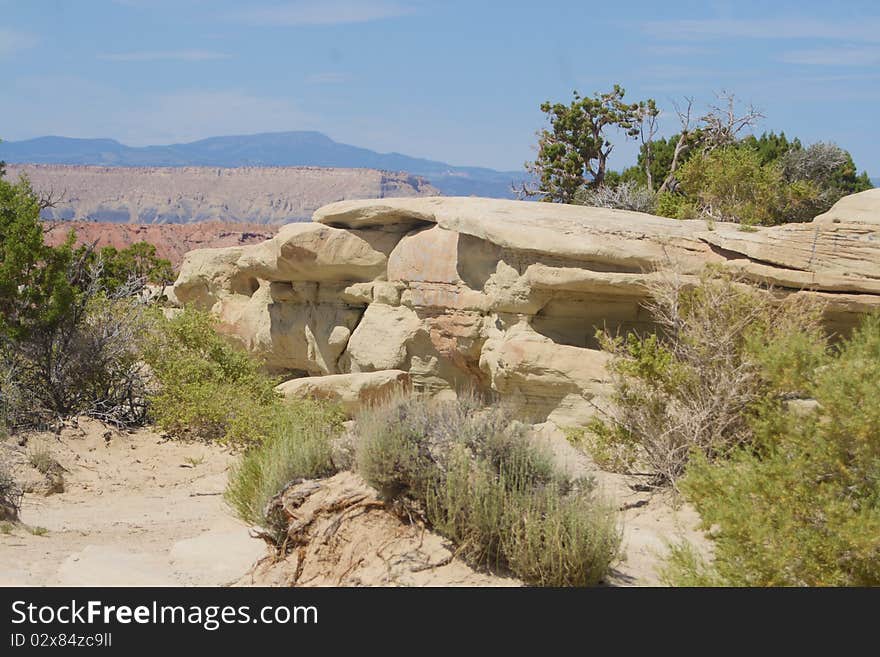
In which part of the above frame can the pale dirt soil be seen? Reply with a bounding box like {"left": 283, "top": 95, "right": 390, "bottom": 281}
{"left": 0, "top": 418, "right": 264, "bottom": 586}
{"left": 0, "top": 418, "right": 709, "bottom": 587}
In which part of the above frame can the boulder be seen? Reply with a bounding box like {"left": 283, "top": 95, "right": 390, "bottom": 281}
{"left": 276, "top": 370, "right": 411, "bottom": 415}
{"left": 172, "top": 195, "right": 880, "bottom": 426}
{"left": 344, "top": 303, "right": 423, "bottom": 372}
{"left": 479, "top": 323, "right": 611, "bottom": 425}
{"left": 814, "top": 188, "right": 880, "bottom": 226}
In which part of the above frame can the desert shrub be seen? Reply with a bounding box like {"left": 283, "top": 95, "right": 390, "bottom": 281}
{"left": 27, "top": 446, "right": 55, "bottom": 474}
{"left": 142, "top": 308, "right": 279, "bottom": 444}
{"left": 1, "top": 172, "right": 160, "bottom": 429}
{"left": 1, "top": 292, "right": 153, "bottom": 429}
{"left": 501, "top": 485, "right": 621, "bottom": 587}
{"left": 355, "top": 393, "right": 620, "bottom": 586}
{"left": 653, "top": 190, "right": 698, "bottom": 220}
{"left": 93, "top": 242, "right": 174, "bottom": 291}
{"left": 565, "top": 426, "right": 637, "bottom": 473}
{"left": 0, "top": 460, "right": 22, "bottom": 521}
{"left": 673, "top": 146, "right": 794, "bottom": 226}
{"left": 224, "top": 400, "right": 346, "bottom": 541}
{"left": 665, "top": 314, "right": 880, "bottom": 586}
{"left": 592, "top": 270, "right": 827, "bottom": 486}
{"left": 574, "top": 181, "right": 656, "bottom": 213}
{"left": 778, "top": 141, "right": 873, "bottom": 220}
{"left": 656, "top": 139, "right": 869, "bottom": 226}
{"left": 0, "top": 361, "right": 25, "bottom": 435}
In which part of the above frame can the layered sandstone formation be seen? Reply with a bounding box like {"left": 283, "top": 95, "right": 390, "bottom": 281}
{"left": 8, "top": 164, "right": 437, "bottom": 225}
{"left": 172, "top": 190, "right": 880, "bottom": 426}
{"left": 43, "top": 220, "right": 279, "bottom": 267}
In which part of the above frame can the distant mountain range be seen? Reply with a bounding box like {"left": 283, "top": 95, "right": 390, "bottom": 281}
{"left": 0, "top": 131, "right": 526, "bottom": 199}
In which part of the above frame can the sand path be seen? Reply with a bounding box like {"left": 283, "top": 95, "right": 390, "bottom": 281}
{"left": 0, "top": 419, "right": 264, "bottom": 587}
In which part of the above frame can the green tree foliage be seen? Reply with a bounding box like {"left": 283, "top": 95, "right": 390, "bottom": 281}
{"left": 527, "top": 86, "right": 655, "bottom": 203}
{"left": 741, "top": 131, "right": 801, "bottom": 165}
{"left": 80, "top": 242, "right": 174, "bottom": 293}
{"left": 621, "top": 133, "right": 701, "bottom": 191}
{"left": 671, "top": 146, "right": 793, "bottom": 226}
{"left": 0, "top": 174, "right": 81, "bottom": 343}
{"left": 0, "top": 168, "right": 168, "bottom": 428}
{"left": 532, "top": 88, "right": 874, "bottom": 221}
{"left": 654, "top": 131, "right": 872, "bottom": 225}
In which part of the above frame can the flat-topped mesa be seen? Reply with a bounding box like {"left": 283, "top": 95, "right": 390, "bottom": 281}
{"left": 173, "top": 193, "right": 880, "bottom": 425}
{"left": 8, "top": 163, "right": 438, "bottom": 225}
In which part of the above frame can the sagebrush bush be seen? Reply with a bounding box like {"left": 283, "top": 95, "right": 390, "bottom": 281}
{"left": 502, "top": 486, "right": 621, "bottom": 587}
{"left": 665, "top": 315, "right": 880, "bottom": 586}
{"left": 355, "top": 392, "right": 620, "bottom": 586}
{"left": 592, "top": 270, "right": 827, "bottom": 486}
{"left": 653, "top": 190, "right": 698, "bottom": 221}
{"left": 1, "top": 293, "right": 153, "bottom": 430}
{"left": 142, "top": 308, "right": 279, "bottom": 444}
{"left": 224, "top": 400, "right": 346, "bottom": 543}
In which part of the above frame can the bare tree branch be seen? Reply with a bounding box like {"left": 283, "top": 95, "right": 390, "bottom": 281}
{"left": 658, "top": 97, "right": 694, "bottom": 193}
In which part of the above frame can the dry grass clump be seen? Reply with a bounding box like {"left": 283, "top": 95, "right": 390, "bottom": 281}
{"left": 0, "top": 460, "right": 22, "bottom": 522}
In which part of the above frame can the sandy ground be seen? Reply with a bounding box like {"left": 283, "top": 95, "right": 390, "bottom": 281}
{"left": 0, "top": 418, "right": 264, "bottom": 587}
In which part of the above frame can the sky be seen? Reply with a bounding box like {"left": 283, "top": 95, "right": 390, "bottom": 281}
{"left": 1, "top": 0, "right": 878, "bottom": 175}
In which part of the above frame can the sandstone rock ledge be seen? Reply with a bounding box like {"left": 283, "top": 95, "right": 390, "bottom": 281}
{"left": 173, "top": 192, "right": 880, "bottom": 425}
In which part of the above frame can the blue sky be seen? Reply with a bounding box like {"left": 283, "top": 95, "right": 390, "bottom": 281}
{"left": 1, "top": 0, "right": 878, "bottom": 175}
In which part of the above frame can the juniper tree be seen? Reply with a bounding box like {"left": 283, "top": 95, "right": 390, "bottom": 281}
{"left": 526, "top": 86, "right": 655, "bottom": 203}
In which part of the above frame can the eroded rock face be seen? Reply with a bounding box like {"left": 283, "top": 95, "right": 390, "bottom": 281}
{"left": 173, "top": 196, "right": 880, "bottom": 424}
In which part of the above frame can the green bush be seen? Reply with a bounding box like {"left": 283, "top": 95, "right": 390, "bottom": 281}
{"left": 224, "top": 400, "right": 346, "bottom": 542}
{"left": 666, "top": 315, "right": 880, "bottom": 586}
{"left": 654, "top": 190, "right": 698, "bottom": 220}
{"left": 355, "top": 393, "right": 620, "bottom": 586}
{"left": 657, "top": 141, "right": 864, "bottom": 227}
{"left": 674, "top": 146, "right": 793, "bottom": 226}
{"left": 2, "top": 292, "right": 153, "bottom": 429}
{"left": 142, "top": 308, "right": 279, "bottom": 444}
{"left": 95, "top": 242, "right": 174, "bottom": 290}
{"left": 592, "top": 270, "right": 827, "bottom": 485}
